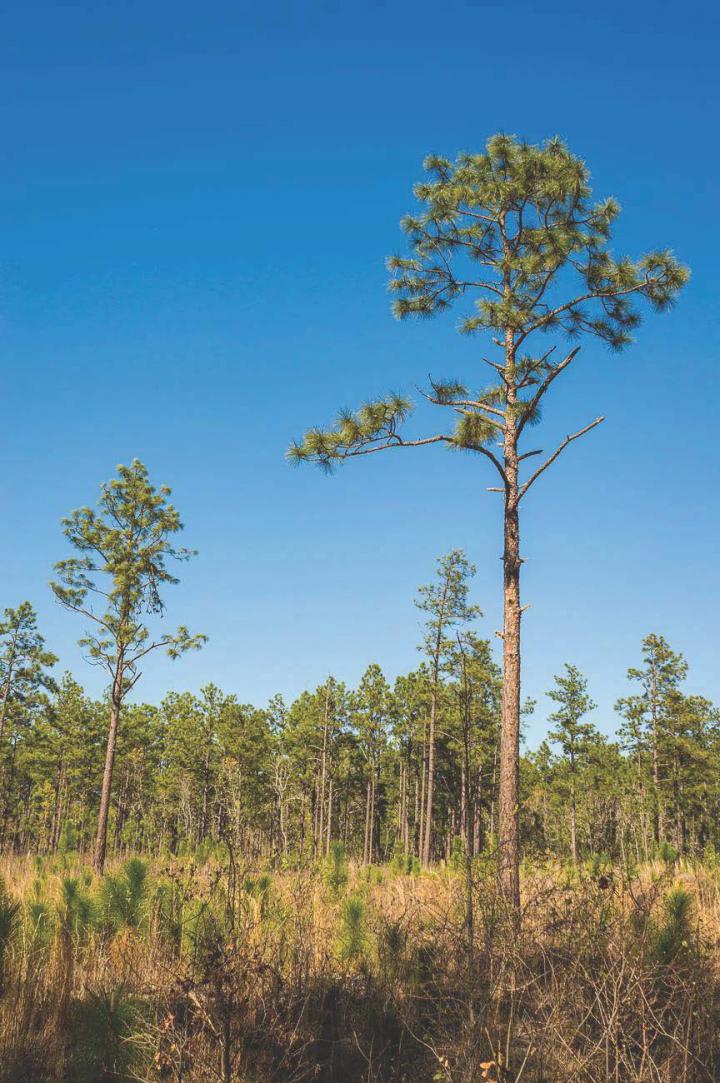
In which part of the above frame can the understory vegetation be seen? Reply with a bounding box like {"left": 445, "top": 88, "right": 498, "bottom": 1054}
{"left": 1, "top": 850, "right": 719, "bottom": 1082}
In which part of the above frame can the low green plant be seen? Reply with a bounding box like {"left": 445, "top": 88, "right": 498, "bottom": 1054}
{"left": 449, "top": 835, "right": 465, "bottom": 872}
{"left": 657, "top": 840, "right": 678, "bottom": 866}
{"left": 702, "top": 841, "right": 718, "bottom": 869}
{"left": 652, "top": 884, "right": 694, "bottom": 966}
{"left": 325, "top": 842, "right": 349, "bottom": 895}
{"left": 243, "top": 872, "right": 273, "bottom": 921}
{"left": 588, "top": 851, "right": 612, "bottom": 878}
{"left": 60, "top": 876, "right": 97, "bottom": 938}
{"left": 24, "top": 877, "right": 52, "bottom": 951}
{"left": 101, "top": 857, "right": 149, "bottom": 932}
{"left": 58, "top": 821, "right": 79, "bottom": 855}
{"left": 152, "top": 879, "right": 184, "bottom": 953}
{"left": 0, "top": 877, "right": 19, "bottom": 990}
{"left": 338, "top": 893, "right": 367, "bottom": 963}
{"left": 377, "top": 916, "right": 408, "bottom": 982}
{"left": 69, "top": 984, "right": 143, "bottom": 1083}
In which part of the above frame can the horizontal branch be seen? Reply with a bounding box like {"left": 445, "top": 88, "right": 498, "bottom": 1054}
{"left": 337, "top": 433, "right": 453, "bottom": 459}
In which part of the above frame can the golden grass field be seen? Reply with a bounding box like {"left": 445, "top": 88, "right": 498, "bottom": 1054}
{"left": 1, "top": 850, "right": 719, "bottom": 1082}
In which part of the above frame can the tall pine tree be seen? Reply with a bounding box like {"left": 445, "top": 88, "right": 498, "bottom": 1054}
{"left": 289, "top": 135, "right": 688, "bottom": 910}
{"left": 51, "top": 460, "right": 206, "bottom": 873}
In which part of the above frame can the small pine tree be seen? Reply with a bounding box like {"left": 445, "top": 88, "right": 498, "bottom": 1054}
{"left": 325, "top": 841, "right": 349, "bottom": 896}
{"left": 338, "top": 894, "right": 367, "bottom": 963}
{"left": 652, "top": 885, "right": 694, "bottom": 965}
{"left": 101, "top": 857, "right": 149, "bottom": 932}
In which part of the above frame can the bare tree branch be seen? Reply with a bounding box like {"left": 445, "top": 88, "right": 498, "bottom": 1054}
{"left": 338, "top": 434, "right": 453, "bottom": 460}
{"left": 467, "top": 444, "right": 509, "bottom": 487}
{"left": 518, "top": 416, "right": 605, "bottom": 501}
{"left": 515, "top": 347, "right": 581, "bottom": 440}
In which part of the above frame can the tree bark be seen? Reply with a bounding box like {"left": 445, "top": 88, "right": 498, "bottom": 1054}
{"left": 94, "top": 666, "right": 123, "bottom": 875}
{"left": 422, "top": 684, "right": 438, "bottom": 864}
{"left": 650, "top": 665, "right": 661, "bottom": 844}
{"left": 363, "top": 777, "right": 372, "bottom": 865}
{"left": 325, "top": 777, "right": 333, "bottom": 856}
{"left": 497, "top": 426, "right": 522, "bottom": 913}
{"left": 369, "top": 773, "right": 376, "bottom": 863}
{"left": 422, "top": 582, "right": 450, "bottom": 865}
{"left": 50, "top": 761, "right": 65, "bottom": 852}
{"left": 318, "top": 684, "right": 329, "bottom": 853}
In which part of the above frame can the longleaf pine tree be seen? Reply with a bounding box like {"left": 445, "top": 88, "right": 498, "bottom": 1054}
{"left": 415, "top": 550, "right": 479, "bottom": 864}
{"left": 51, "top": 460, "right": 206, "bottom": 873}
{"left": 289, "top": 135, "right": 688, "bottom": 911}
{"left": 547, "top": 664, "right": 597, "bottom": 864}
{"left": 0, "top": 602, "right": 57, "bottom": 745}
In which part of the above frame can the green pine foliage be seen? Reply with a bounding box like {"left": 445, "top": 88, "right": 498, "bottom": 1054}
{"left": 290, "top": 134, "right": 687, "bottom": 471}
{"left": 1, "top": 620, "right": 718, "bottom": 869}
{"left": 60, "top": 876, "right": 98, "bottom": 938}
{"left": 69, "top": 986, "right": 143, "bottom": 1083}
{"left": 100, "top": 858, "right": 149, "bottom": 933}
{"left": 338, "top": 894, "right": 368, "bottom": 964}
{"left": 325, "top": 842, "right": 349, "bottom": 896}
{"left": 651, "top": 885, "right": 695, "bottom": 966}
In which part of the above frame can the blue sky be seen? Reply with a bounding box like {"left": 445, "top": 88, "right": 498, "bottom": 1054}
{"left": 2, "top": 0, "right": 718, "bottom": 744}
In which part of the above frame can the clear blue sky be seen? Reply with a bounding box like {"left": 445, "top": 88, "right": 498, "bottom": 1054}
{"left": 2, "top": 0, "right": 718, "bottom": 744}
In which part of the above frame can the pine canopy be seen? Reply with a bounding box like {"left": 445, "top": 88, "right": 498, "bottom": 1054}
{"left": 289, "top": 134, "right": 688, "bottom": 475}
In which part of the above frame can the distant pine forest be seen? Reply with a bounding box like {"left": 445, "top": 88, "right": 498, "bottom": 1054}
{"left": 1, "top": 583, "right": 716, "bottom": 871}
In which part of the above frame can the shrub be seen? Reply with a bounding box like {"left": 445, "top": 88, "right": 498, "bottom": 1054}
{"left": 26, "top": 898, "right": 54, "bottom": 952}
{"left": 58, "top": 822, "right": 78, "bottom": 855}
{"left": 449, "top": 835, "right": 465, "bottom": 872}
{"left": 652, "top": 884, "right": 694, "bottom": 966}
{"left": 657, "top": 840, "right": 678, "bottom": 866}
{"left": 152, "top": 879, "right": 183, "bottom": 953}
{"left": 338, "top": 894, "right": 367, "bottom": 964}
{"left": 325, "top": 841, "right": 349, "bottom": 896}
{"left": 101, "top": 858, "right": 149, "bottom": 933}
{"left": 68, "top": 985, "right": 143, "bottom": 1083}
{"left": 60, "top": 876, "right": 97, "bottom": 938}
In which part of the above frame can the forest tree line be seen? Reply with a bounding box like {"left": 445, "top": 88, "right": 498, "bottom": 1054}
{"left": 2, "top": 553, "right": 717, "bottom": 869}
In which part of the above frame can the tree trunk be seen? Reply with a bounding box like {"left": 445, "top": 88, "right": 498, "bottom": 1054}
{"left": 318, "top": 684, "right": 329, "bottom": 853}
{"left": 464, "top": 745, "right": 474, "bottom": 973}
{"left": 650, "top": 668, "right": 661, "bottom": 844}
{"left": 570, "top": 781, "right": 578, "bottom": 864}
{"left": 418, "top": 718, "right": 427, "bottom": 860}
{"left": 460, "top": 760, "right": 466, "bottom": 848}
{"left": 403, "top": 755, "right": 411, "bottom": 858}
{"left": 423, "top": 685, "right": 438, "bottom": 865}
{"left": 50, "top": 761, "right": 66, "bottom": 852}
{"left": 201, "top": 744, "right": 211, "bottom": 840}
{"left": 325, "top": 777, "right": 333, "bottom": 856}
{"left": 363, "top": 778, "right": 372, "bottom": 865}
{"left": 369, "top": 774, "right": 376, "bottom": 862}
{"left": 94, "top": 668, "right": 123, "bottom": 875}
{"left": 497, "top": 436, "right": 522, "bottom": 913}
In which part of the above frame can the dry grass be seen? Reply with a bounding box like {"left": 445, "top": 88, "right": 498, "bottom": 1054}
{"left": 0, "top": 852, "right": 718, "bottom": 1082}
